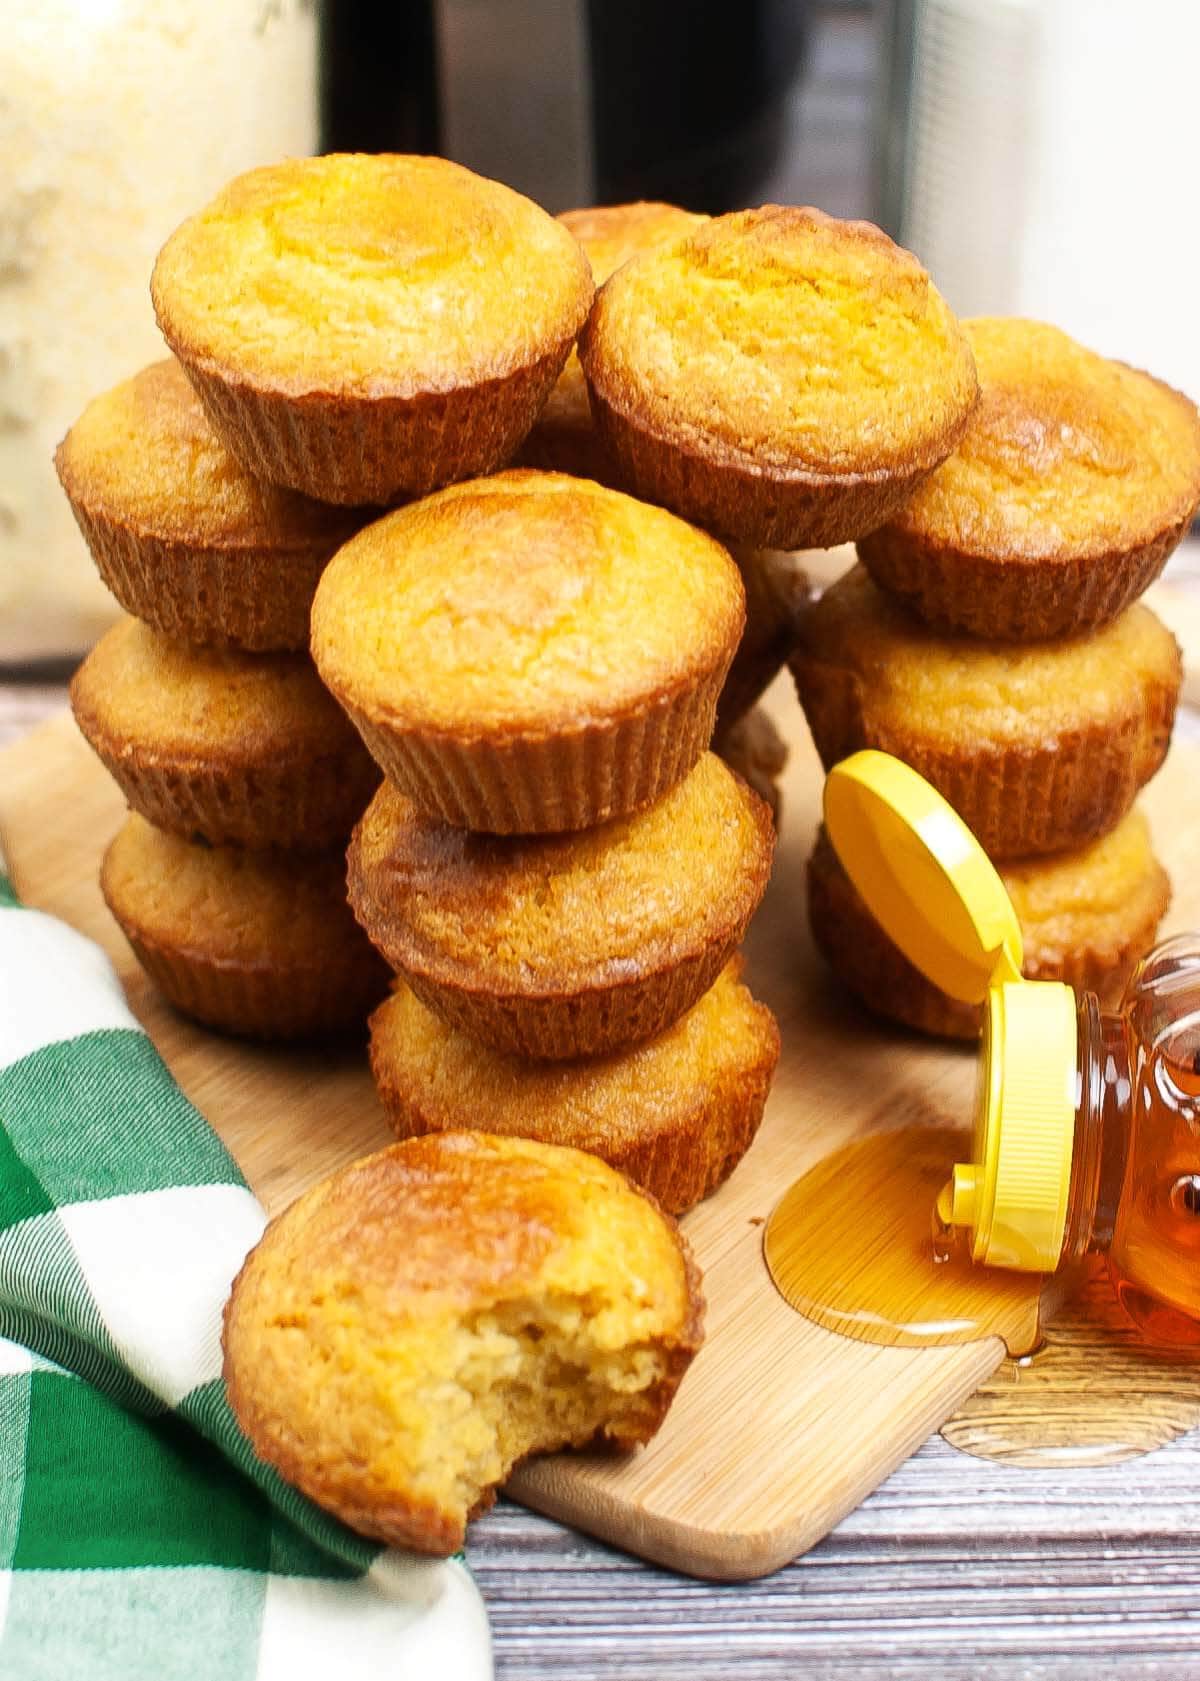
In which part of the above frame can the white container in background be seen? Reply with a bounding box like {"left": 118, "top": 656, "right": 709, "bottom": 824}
{"left": 0, "top": 0, "right": 317, "bottom": 663}
{"left": 901, "top": 0, "right": 1200, "bottom": 404}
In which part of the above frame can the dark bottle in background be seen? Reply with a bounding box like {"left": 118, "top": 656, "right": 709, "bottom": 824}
{"left": 586, "top": 0, "right": 808, "bottom": 213}
{"left": 319, "top": 2, "right": 440, "bottom": 157}
{"left": 319, "top": 0, "right": 809, "bottom": 214}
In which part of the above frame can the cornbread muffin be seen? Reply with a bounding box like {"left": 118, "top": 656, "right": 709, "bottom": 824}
{"left": 152, "top": 154, "right": 594, "bottom": 505}
{"left": 102, "top": 816, "right": 389, "bottom": 1038}
{"left": 714, "top": 705, "right": 789, "bottom": 826}
{"left": 808, "top": 810, "right": 1171, "bottom": 1039}
{"left": 72, "top": 618, "right": 379, "bottom": 850}
{"left": 54, "top": 360, "right": 362, "bottom": 651}
{"left": 792, "top": 567, "right": 1181, "bottom": 858}
{"left": 519, "top": 201, "right": 706, "bottom": 481}
{"left": 312, "top": 470, "right": 745, "bottom": 833}
{"left": 222, "top": 1132, "right": 704, "bottom": 1553}
{"left": 579, "top": 206, "right": 978, "bottom": 548}
{"left": 858, "top": 319, "right": 1200, "bottom": 641}
{"left": 347, "top": 752, "right": 774, "bottom": 1059}
{"left": 369, "top": 961, "right": 778, "bottom": 1215}
{"left": 717, "top": 547, "right": 810, "bottom": 732}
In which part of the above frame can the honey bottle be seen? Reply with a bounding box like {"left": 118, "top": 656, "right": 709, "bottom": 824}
{"left": 824, "top": 751, "right": 1200, "bottom": 1344}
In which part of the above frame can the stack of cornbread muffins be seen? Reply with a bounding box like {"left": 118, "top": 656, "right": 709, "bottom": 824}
{"left": 518, "top": 199, "right": 813, "bottom": 815}
{"left": 51, "top": 154, "right": 810, "bottom": 1227}
{"left": 791, "top": 318, "right": 1200, "bottom": 1035}
{"left": 56, "top": 357, "right": 390, "bottom": 1038}
{"left": 50, "top": 149, "right": 1200, "bottom": 1553}
{"left": 50, "top": 160, "right": 744, "bottom": 1545}
{"left": 314, "top": 467, "right": 782, "bottom": 1219}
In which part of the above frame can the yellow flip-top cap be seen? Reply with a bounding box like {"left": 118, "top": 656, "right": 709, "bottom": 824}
{"left": 945, "top": 980, "right": 1078, "bottom": 1269}
{"left": 824, "top": 751, "right": 1077, "bottom": 1274}
{"left": 824, "top": 751, "right": 1023, "bottom": 1000}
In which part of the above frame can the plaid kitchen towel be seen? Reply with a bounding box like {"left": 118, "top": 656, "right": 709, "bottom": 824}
{"left": 0, "top": 847, "right": 492, "bottom": 1680}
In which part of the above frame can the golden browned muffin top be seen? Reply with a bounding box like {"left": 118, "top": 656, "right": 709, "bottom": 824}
{"left": 370, "top": 963, "right": 778, "bottom": 1162}
{"left": 541, "top": 202, "right": 708, "bottom": 434}
{"left": 580, "top": 205, "right": 978, "bottom": 476}
{"left": 54, "top": 359, "right": 359, "bottom": 547}
{"left": 886, "top": 318, "right": 1200, "bottom": 560}
{"left": 349, "top": 752, "right": 772, "bottom": 991}
{"left": 311, "top": 469, "right": 745, "bottom": 734}
{"left": 73, "top": 617, "right": 359, "bottom": 765}
{"left": 233, "top": 1131, "right": 693, "bottom": 1317}
{"left": 101, "top": 815, "right": 361, "bottom": 967}
{"left": 799, "top": 565, "right": 1181, "bottom": 745}
{"left": 559, "top": 201, "right": 707, "bottom": 286}
{"left": 151, "top": 154, "right": 594, "bottom": 397}
{"left": 222, "top": 1131, "right": 702, "bottom": 1551}
{"left": 1000, "top": 807, "right": 1169, "bottom": 962}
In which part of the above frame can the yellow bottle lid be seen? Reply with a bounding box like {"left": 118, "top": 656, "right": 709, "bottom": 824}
{"left": 824, "top": 751, "right": 1078, "bottom": 1273}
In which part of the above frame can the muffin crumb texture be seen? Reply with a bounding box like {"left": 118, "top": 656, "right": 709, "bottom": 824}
{"left": 223, "top": 1133, "right": 703, "bottom": 1553}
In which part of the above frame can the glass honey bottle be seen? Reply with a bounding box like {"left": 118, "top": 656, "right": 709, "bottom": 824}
{"left": 823, "top": 751, "right": 1200, "bottom": 1344}
{"left": 937, "top": 934, "right": 1200, "bottom": 1344}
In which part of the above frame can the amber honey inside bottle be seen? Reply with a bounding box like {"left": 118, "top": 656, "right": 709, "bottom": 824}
{"left": 1071, "top": 937, "right": 1200, "bottom": 1340}
{"left": 931, "top": 939, "right": 1200, "bottom": 1346}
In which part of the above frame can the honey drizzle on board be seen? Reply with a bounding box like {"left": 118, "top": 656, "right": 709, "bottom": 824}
{"left": 941, "top": 1257, "right": 1200, "bottom": 1467}
{"left": 763, "top": 1125, "right": 1045, "bottom": 1356}
{"left": 765, "top": 1124, "right": 1200, "bottom": 1468}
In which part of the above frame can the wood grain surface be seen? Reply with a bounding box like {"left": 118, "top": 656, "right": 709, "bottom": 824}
{"left": 474, "top": 1430, "right": 1200, "bottom": 1680}
{"left": 5, "top": 687, "right": 1200, "bottom": 1585}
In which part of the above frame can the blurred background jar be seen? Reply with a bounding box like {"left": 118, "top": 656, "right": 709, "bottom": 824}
{"left": 1, "top": 0, "right": 316, "bottom": 666}
{"left": 877, "top": 0, "right": 1200, "bottom": 408}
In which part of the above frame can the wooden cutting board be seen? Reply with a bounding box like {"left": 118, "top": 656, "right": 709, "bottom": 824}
{"left": 4, "top": 695, "right": 1199, "bottom": 1581}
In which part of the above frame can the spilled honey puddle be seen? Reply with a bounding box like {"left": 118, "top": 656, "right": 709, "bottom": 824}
{"left": 764, "top": 1123, "right": 1200, "bottom": 1468}
{"left": 764, "top": 1125, "right": 1043, "bottom": 1354}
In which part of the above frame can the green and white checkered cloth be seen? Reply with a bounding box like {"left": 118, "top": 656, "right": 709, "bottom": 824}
{"left": 0, "top": 847, "right": 491, "bottom": 1679}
